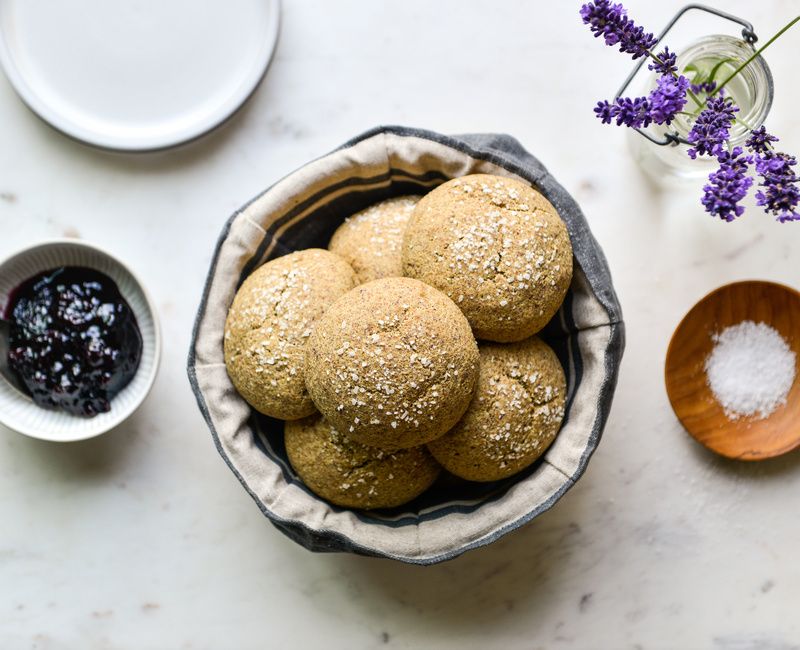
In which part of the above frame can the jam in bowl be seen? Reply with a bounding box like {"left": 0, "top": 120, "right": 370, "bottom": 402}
{"left": 4, "top": 266, "right": 142, "bottom": 417}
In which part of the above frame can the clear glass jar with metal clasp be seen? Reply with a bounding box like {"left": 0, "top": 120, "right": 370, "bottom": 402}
{"left": 629, "top": 34, "right": 774, "bottom": 186}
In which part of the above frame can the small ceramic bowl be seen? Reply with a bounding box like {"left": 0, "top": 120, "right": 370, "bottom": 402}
{"left": 0, "top": 240, "right": 161, "bottom": 442}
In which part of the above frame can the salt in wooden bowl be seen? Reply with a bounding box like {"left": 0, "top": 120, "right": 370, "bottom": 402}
{"left": 665, "top": 280, "right": 800, "bottom": 460}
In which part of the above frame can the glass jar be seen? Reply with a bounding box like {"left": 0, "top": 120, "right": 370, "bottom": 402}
{"left": 628, "top": 34, "right": 774, "bottom": 186}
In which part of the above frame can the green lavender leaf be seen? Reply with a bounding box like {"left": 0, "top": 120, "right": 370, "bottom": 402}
{"left": 707, "top": 58, "right": 734, "bottom": 84}
{"left": 715, "top": 15, "right": 800, "bottom": 96}
{"left": 683, "top": 61, "right": 712, "bottom": 86}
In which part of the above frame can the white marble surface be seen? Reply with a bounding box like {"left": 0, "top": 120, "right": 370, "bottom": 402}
{"left": 2, "top": 1, "right": 800, "bottom": 648}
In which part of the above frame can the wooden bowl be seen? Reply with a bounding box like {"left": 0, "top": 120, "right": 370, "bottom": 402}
{"left": 665, "top": 280, "right": 800, "bottom": 461}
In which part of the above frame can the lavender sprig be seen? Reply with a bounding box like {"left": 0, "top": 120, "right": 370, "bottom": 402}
{"left": 754, "top": 154, "right": 800, "bottom": 222}
{"left": 745, "top": 126, "right": 779, "bottom": 155}
{"left": 647, "top": 75, "right": 689, "bottom": 125}
{"left": 744, "top": 127, "right": 800, "bottom": 222}
{"left": 701, "top": 148, "right": 753, "bottom": 222}
{"left": 594, "top": 96, "right": 651, "bottom": 128}
{"left": 582, "top": 3, "right": 800, "bottom": 223}
{"left": 689, "top": 80, "right": 723, "bottom": 96}
{"left": 648, "top": 47, "right": 677, "bottom": 75}
{"left": 593, "top": 74, "right": 689, "bottom": 129}
{"left": 686, "top": 97, "right": 738, "bottom": 159}
{"left": 580, "top": 0, "right": 657, "bottom": 59}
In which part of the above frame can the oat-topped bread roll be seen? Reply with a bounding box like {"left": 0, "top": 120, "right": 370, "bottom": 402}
{"left": 224, "top": 249, "right": 357, "bottom": 420}
{"left": 304, "top": 277, "right": 480, "bottom": 449}
{"left": 427, "top": 336, "right": 566, "bottom": 482}
{"left": 285, "top": 414, "right": 441, "bottom": 509}
{"left": 328, "top": 196, "right": 420, "bottom": 284}
{"left": 402, "top": 174, "right": 573, "bottom": 342}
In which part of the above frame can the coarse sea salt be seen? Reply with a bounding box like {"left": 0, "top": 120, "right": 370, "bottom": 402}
{"left": 704, "top": 320, "right": 796, "bottom": 420}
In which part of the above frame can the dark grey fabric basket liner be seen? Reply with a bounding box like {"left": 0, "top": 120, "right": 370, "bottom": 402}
{"left": 187, "top": 126, "right": 625, "bottom": 564}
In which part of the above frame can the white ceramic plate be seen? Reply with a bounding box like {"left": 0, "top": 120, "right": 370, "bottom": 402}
{"left": 0, "top": 240, "right": 161, "bottom": 441}
{"left": 0, "top": 0, "right": 280, "bottom": 151}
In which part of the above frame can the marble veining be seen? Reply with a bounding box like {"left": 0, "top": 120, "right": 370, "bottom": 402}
{"left": 2, "top": 1, "right": 800, "bottom": 648}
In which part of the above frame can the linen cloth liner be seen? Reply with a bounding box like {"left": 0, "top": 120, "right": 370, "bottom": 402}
{"left": 188, "top": 126, "right": 624, "bottom": 564}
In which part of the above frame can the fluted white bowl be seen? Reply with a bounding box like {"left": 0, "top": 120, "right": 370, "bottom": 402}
{"left": 0, "top": 240, "right": 161, "bottom": 441}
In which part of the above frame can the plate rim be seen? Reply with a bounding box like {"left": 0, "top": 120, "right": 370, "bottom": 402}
{"left": 0, "top": 0, "right": 281, "bottom": 152}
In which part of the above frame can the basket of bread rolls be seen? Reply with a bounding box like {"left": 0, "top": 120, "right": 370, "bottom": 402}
{"left": 188, "top": 126, "right": 624, "bottom": 564}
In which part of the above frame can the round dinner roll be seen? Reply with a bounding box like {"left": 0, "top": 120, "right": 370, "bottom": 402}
{"left": 402, "top": 174, "right": 573, "bottom": 342}
{"left": 285, "top": 414, "right": 441, "bottom": 510}
{"left": 304, "top": 277, "right": 480, "bottom": 449}
{"left": 224, "top": 249, "right": 357, "bottom": 420}
{"left": 328, "top": 195, "right": 420, "bottom": 284}
{"left": 427, "top": 336, "right": 566, "bottom": 482}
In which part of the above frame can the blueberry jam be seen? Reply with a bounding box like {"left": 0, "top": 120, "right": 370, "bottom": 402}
{"left": 5, "top": 267, "right": 142, "bottom": 417}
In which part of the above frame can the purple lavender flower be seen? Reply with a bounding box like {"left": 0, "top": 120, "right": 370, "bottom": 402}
{"left": 648, "top": 47, "right": 677, "bottom": 75}
{"left": 612, "top": 96, "right": 652, "bottom": 128}
{"left": 745, "top": 126, "right": 780, "bottom": 155}
{"left": 753, "top": 151, "right": 800, "bottom": 222}
{"left": 581, "top": 2, "right": 800, "bottom": 224}
{"left": 594, "top": 100, "right": 614, "bottom": 124}
{"left": 689, "top": 80, "right": 723, "bottom": 95}
{"left": 648, "top": 74, "right": 689, "bottom": 125}
{"left": 594, "top": 96, "right": 652, "bottom": 128}
{"left": 580, "top": 0, "right": 657, "bottom": 59}
{"left": 701, "top": 147, "right": 753, "bottom": 222}
{"left": 686, "top": 97, "right": 738, "bottom": 159}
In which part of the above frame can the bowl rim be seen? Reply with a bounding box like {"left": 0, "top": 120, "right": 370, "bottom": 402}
{"left": 0, "top": 238, "right": 162, "bottom": 442}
